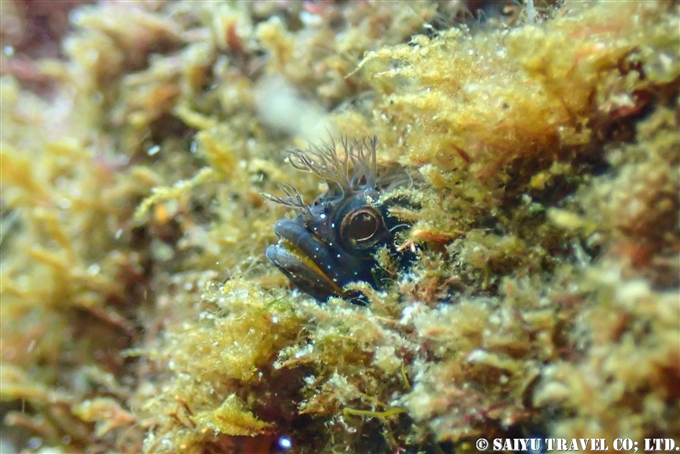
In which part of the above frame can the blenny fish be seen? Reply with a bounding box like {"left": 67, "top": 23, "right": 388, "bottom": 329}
{"left": 265, "top": 137, "right": 411, "bottom": 303}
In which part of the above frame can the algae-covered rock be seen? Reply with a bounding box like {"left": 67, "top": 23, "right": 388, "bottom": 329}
{"left": 1, "top": 1, "right": 678, "bottom": 453}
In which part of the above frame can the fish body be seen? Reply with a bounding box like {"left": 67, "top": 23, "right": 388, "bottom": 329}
{"left": 265, "top": 137, "right": 410, "bottom": 303}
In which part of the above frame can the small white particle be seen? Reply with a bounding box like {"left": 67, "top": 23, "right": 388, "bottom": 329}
{"left": 278, "top": 437, "right": 293, "bottom": 450}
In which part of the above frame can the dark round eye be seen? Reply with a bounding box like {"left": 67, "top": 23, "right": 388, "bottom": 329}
{"left": 346, "top": 210, "right": 378, "bottom": 241}
{"left": 340, "top": 207, "right": 384, "bottom": 250}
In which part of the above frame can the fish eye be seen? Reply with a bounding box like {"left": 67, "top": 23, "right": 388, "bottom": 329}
{"left": 340, "top": 206, "right": 384, "bottom": 249}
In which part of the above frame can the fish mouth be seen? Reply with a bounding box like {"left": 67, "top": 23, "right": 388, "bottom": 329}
{"left": 266, "top": 220, "right": 345, "bottom": 301}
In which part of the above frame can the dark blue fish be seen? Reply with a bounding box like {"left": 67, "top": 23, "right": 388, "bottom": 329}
{"left": 265, "top": 137, "right": 411, "bottom": 303}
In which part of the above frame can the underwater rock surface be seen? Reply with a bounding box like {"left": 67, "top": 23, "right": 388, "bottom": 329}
{"left": 0, "top": 1, "right": 678, "bottom": 453}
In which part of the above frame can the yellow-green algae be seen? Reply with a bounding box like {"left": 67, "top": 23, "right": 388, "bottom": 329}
{"left": 1, "top": 1, "right": 679, "bottom": 453}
